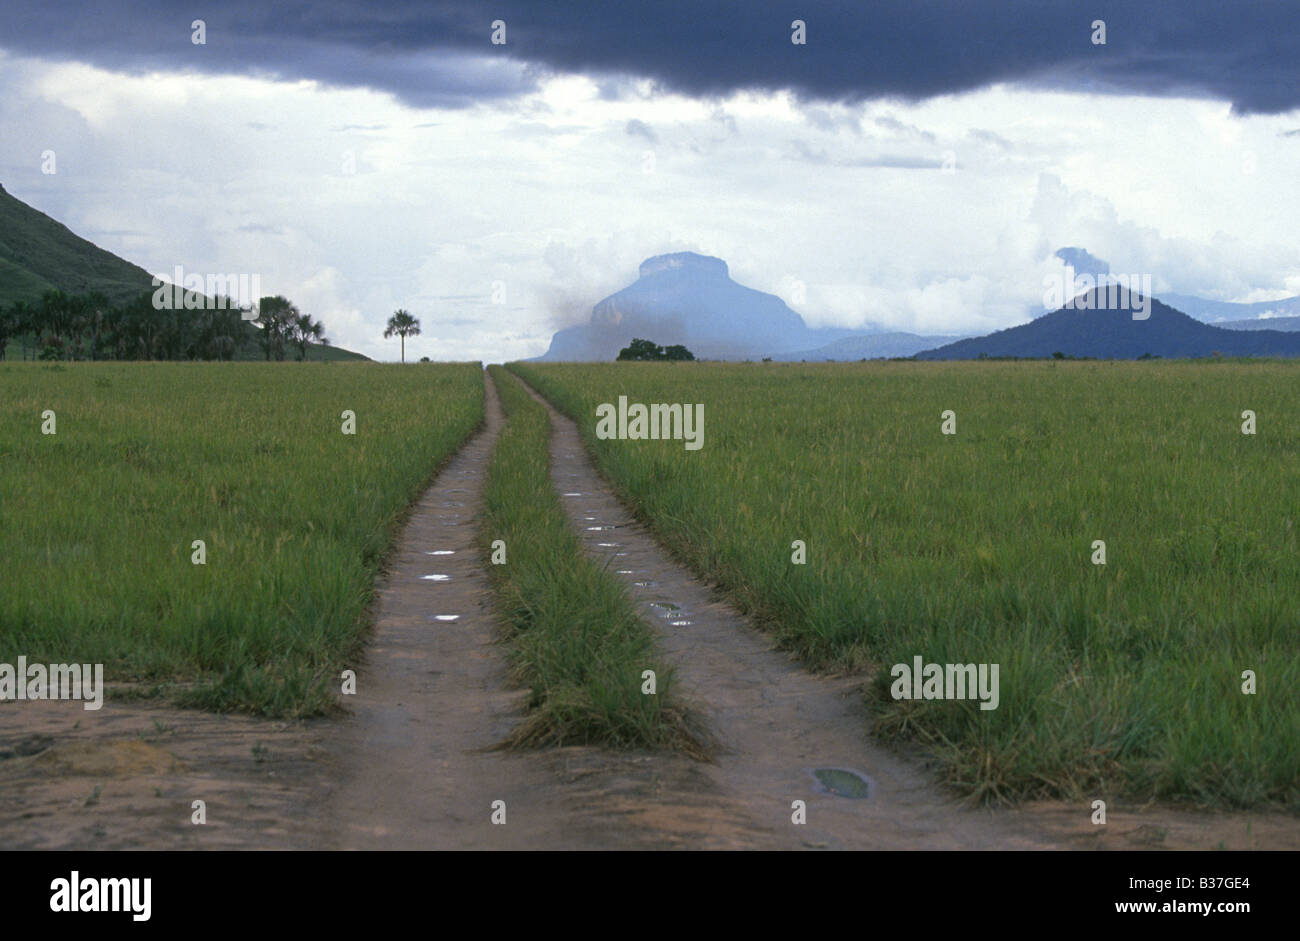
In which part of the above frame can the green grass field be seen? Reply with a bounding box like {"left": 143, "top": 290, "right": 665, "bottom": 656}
{"left": 1, "top": 360, "right": 483, "bottom": 716}
{"left": 511, "top": 359, "right": 1300, "bottom": 809}
{"left": 482, "top": 366, "right": 703, "bottom": 754}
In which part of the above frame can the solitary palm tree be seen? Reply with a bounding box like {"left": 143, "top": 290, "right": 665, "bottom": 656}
{"left": 384, "top": 309, "right": 420, "bottom": 362}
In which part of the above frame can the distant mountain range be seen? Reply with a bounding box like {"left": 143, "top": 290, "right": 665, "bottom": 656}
{"left": 1159, "top": 292, "right": 1300, "bottom": 324}
{"left": 536, "top": 249, "right": 1300, "bottom": 363}
{"left": 916, "top": 288, "right": 1300, "bottom": 360}
{"left": 1216, "top": 315, "right": 1300, "bottom": 331}
{"left": 535, "top": 252, "right": 863, "bottom": 361}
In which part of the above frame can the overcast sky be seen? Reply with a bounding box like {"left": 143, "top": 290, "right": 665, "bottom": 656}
{"left": 2, "top": 1, "right": 1298, "bottom": 361}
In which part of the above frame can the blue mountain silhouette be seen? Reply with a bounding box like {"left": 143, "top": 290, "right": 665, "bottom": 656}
{"left": 917, "top": 288, "right": 1300, "bottom": 359}
{"left": 536, "top": 252, "right": 856, "bottom": 360}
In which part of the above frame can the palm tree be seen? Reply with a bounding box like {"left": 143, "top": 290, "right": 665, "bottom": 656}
{"left": 293, "top": 313, "right": 328, "bottom": 361}
{"left": 255, "top": 295, "right": 298, "bottom": 361}
{"left": 9, "top": 300, "right": 31, "bottom": 359}
{"left": 192, "top": 303, "right": 244, "bottom": 361}
{"left": 114, "top": 293, "right": 158, "bottom": 360}
{"left": 82, "top": 291, "right": 110, "bottom": 361}
{"left": 38, "top": 290, "right": 72, "bottom": 360}
{"left": 0, "top": 304, "right": 13, "bottom": 361}
{"left": 384, "top": 309, "right": 420, "bottom": 362}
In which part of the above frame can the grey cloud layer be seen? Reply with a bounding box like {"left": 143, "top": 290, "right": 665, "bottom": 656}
{"left": 1, "top": 1, "right": 1298, "bottom": 112}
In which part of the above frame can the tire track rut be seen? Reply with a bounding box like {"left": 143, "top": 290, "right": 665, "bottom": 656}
{"left": 322, "top": 371, "right": 588, "bottom": 848}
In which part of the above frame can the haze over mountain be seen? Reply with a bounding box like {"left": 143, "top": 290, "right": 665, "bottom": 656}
{"left": 536, "top": 252, "right": 866, "bottom": 361}
{"left": 916, "top": 288, "right": 1300, "bottom": 360}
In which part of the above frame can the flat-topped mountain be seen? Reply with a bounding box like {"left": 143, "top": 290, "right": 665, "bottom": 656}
{"left": 536, "top": 251, "right": 856, "bottom": 360}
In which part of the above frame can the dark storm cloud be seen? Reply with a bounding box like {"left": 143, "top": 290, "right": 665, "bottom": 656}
{"left": 0, "top": 1, "right": 1296, "bottom": 113}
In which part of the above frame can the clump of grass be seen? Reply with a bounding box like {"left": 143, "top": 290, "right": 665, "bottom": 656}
{"left": 483, "top": 366, "right": 708, "bottom": 757}
{"left": 511, "top": 359, "right": 1300, "bottom": 811}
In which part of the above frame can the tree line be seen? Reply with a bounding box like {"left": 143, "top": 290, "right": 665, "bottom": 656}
{"left": 0, "top": 290, "right": 328, "bottom": 362}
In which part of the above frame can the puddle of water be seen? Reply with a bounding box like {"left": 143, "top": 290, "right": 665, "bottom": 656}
{"left": 616, "top": 570, "right": 634, "bottom": 575}
{"left": 810, "top": 768, "right": 874, "bottom": 799}
{"left": 583, "top": 517, "right": 598, "bottom": 521}
{"left": 420, "top": 574, "right": 451, "bottom": 581}
{"left": 425, "top": 550, "right": 456, "bottom": 556}
{"left": 563, "top": 493, "right": 583, "bottom": 497}
{"left": 585, "top": 526, "right": 617, "bottom": 532}
{"left": 596, "top": 542, "right": 620, "bottom": 548}
{"left": 648, "top": 601, "right": 680, "bottom": 613}
{"left": 633, "top": 580, "right": 660, "bottom": 588}
{"left": 428, "top": 615, "right": 460, "bottom": 622}
{"left": 669, "top": 620, "right": 693, "bottom": 627}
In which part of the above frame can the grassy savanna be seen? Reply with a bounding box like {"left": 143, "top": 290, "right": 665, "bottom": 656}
{"left": 1, "top": 361, "right": 484, "bottom": 716}
{"left": 483, "top": 366, "right": 705, "bottom": 755}
{"left": 511, "top": 360, "right": 1300, "bottom": 809}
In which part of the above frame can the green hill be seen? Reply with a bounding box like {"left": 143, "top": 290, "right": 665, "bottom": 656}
{"left": 0, "top": 183, "right": 158, "bottom": 307}
{"left": 0, "top": 183, "right": 368, "bottom": 361}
